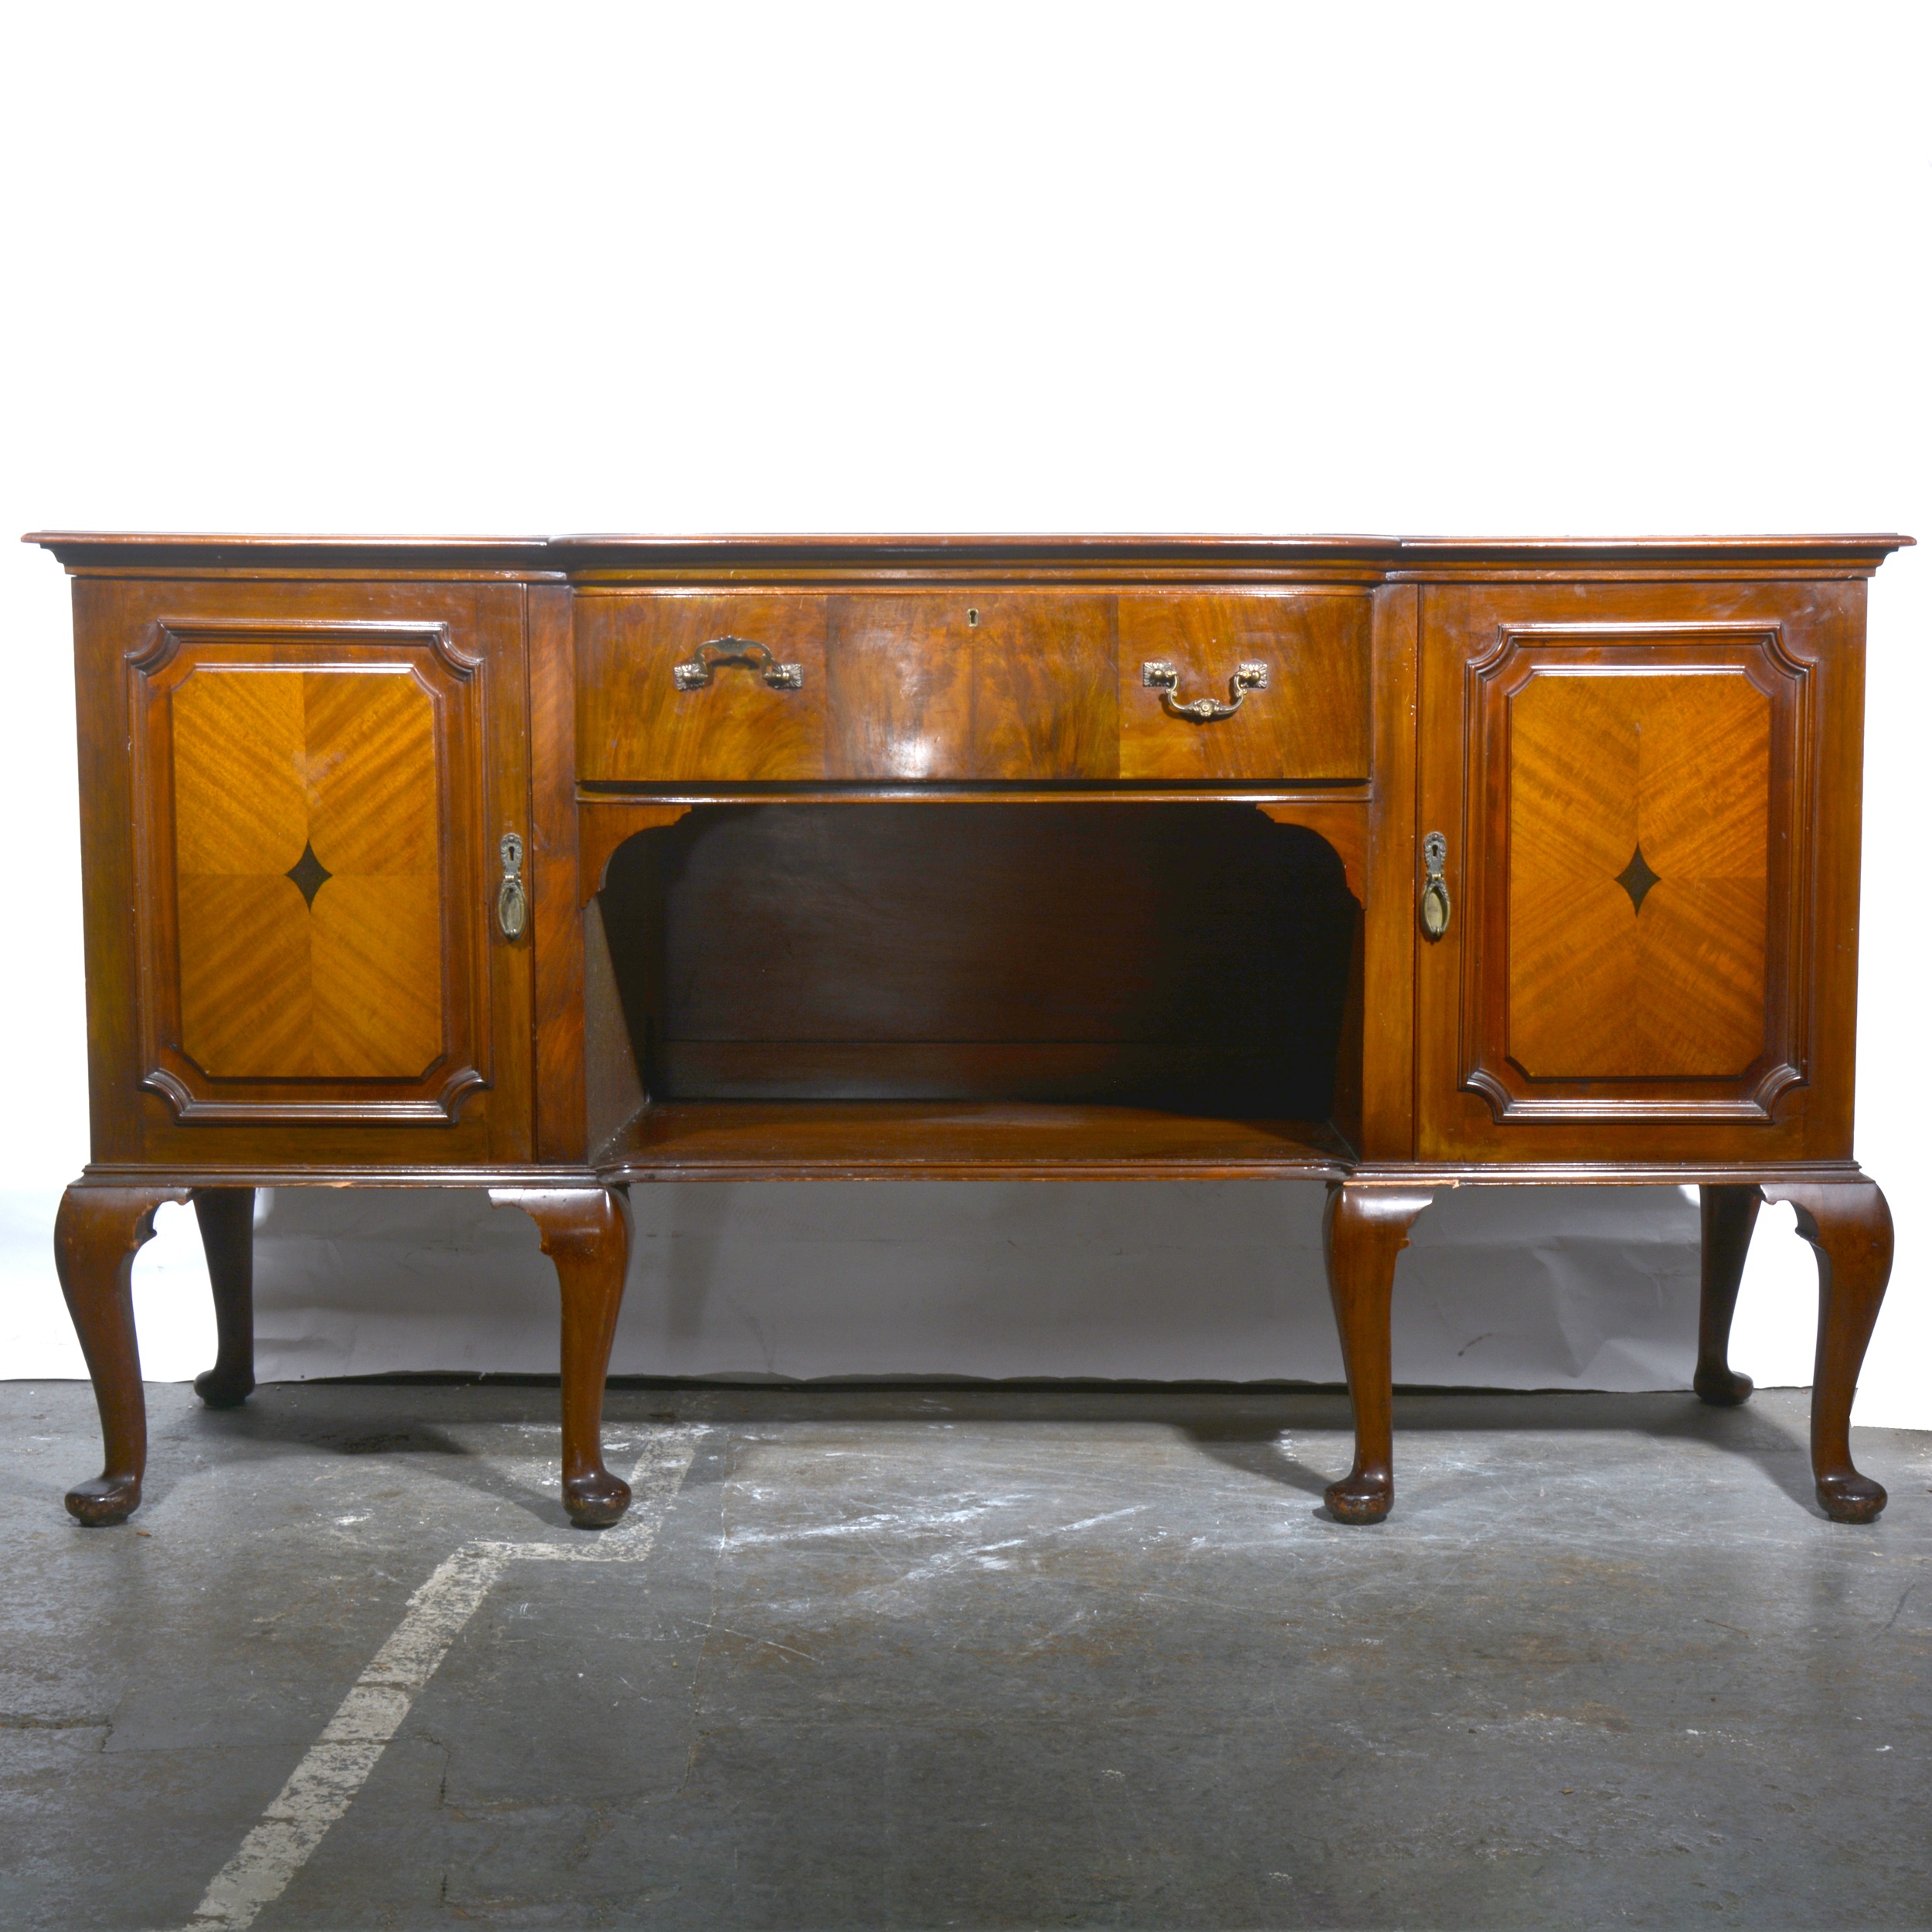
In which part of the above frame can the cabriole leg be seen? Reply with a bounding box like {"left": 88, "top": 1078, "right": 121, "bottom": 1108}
{"left": 1695, "top": 1184, "right": 1760, "bottom": 1406}
{"left": 1322, "top": 1182, "right": 1436, "bottom": 1524}
{"left": 54, "top": 1184, "right": 189, "bottom": 1526}
{"left": 1761, "top": 1179, "right": 1894, "bottom": 1524}
{"left": 192, "top": 1187, "right": 256, "bottom": 1409}
{"left": 490, "top": 1185, "right": 634, "bottom": 1528}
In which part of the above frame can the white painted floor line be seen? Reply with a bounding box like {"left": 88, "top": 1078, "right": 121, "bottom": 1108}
{"left": 179, "top": 1425, "right": 706, "bottom": 1932}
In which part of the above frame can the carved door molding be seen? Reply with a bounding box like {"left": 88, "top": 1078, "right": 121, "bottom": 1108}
{"left": 129, "top": 619, "right": 493, "bottom": 1124}
{"left": 1456, "top": 620, "right": 1810, "bottom": 1126}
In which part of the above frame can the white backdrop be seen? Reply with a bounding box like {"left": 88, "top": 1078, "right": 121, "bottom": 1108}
{"left": 2, "top": 4, "right": 1925, "bottom": 1423}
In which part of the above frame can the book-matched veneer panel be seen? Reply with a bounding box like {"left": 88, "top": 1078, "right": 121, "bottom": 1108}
{"left": 1505, "top": 661, "right": 1775, "bottom": 1083}
{"left": 168, "top": 658, "right": 445, "bottom": 1085}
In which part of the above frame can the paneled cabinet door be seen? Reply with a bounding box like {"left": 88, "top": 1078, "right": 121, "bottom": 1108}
{"left": 1415, "top": 583, "right": 1866, "bottom": 1165}
{"left": 85, "top": 581, "right": 533, "bottom": 1161}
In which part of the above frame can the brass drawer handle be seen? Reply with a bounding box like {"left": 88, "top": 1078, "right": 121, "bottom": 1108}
{"left": 497, "top": 832, "right": 528, "bottom": 940}
{"left": 673, "top": 637, "right": 804, "bottom": 692}
{"left": 1141, "top": 658, "right": 1268, "bottom": 723}
{"left": 1420, "top": 831, "right": 1451, "bottom": 940}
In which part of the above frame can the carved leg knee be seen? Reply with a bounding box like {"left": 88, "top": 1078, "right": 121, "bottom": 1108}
{"left": 55, "top": 1185, "right": 189, "bottom": 1526}
{"left": 489, "top": 1186, "right": 633, "bottom": 1528}
{"left": 1322, "top": 1184, "right": 1434, "bottom": 1525}
{"left": 1763, "top": 1179, "right": 1893, "bottom": 1523}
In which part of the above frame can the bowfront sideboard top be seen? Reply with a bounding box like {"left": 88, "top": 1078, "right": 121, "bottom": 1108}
{"left": 25, "top": 529, "right": 1913, "bottom": 1532}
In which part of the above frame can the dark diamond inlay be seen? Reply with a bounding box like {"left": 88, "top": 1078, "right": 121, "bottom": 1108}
{"left": 1614, "top": 842, "right": 1662, "bottom": 914}
{"left": 285, "top": 841, "right": 332, "bottom": 909}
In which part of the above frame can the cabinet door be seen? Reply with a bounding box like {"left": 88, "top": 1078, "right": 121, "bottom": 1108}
{"left": 78, "top": 580, "right": 532, "bottom": 1163}
{"left": 1416, "top": 583, "right": 1865, "bottom": 1165}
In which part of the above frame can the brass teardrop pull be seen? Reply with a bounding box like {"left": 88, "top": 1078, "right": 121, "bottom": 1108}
{"left": 497, "top": 832, "right": 528, "bottom": 941}
{"left": 1420, "top": 831, "right": 1451, "bottom": 940}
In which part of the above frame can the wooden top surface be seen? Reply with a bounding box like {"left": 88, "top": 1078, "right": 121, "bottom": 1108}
{"left": 597, "top": 1100, "right": 1355, "bottom": 1183}
{"left": 19, "top": 530, "right": 1917, "bottom": 577}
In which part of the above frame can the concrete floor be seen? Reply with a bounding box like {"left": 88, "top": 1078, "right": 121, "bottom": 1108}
{"left": 1, "top": 1381, "right": 1927, "bottom": 1930}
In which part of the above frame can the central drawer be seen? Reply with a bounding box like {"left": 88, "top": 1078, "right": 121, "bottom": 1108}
{"left": 575, "top": 588, "right": 1369, "bottom": 783}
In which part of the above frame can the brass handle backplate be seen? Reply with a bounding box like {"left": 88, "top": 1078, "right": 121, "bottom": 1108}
{"left": 497, "top": 832, "right": 528, "bottom": 940}
{"left": 1141, "top": 658, "right": 1269, "bottom": 723}
{"left": 1420, "top": 831, "right": 1451, "bottom": 940}
{"left": 673, "top": 637, "right": 804, "bottom": 692}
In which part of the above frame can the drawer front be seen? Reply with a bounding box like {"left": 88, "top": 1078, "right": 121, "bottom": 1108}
{"left": 1119, "top": 591, "right": 1369, "bottom": 781}
{"left": 578, "top": 588, "right": 1368, "bottom": 782}
{"left": 822, "top": 592, "right": 1117, "bottom": 779}
{"left": 577, "top": 594, "right": 831, "bottom": 782}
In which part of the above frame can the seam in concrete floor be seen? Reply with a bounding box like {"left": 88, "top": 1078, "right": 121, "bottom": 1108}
{"left": 180, "top": 1427, "right": 709, "bottom": 1932}
{"left": 3, "top": 1381, "right": 1929, "bottom": 1931}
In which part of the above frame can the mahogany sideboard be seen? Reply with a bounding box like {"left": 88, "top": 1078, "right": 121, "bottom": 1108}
{"left": 26, "top": 531, "right": 1913, "bottom": 1530}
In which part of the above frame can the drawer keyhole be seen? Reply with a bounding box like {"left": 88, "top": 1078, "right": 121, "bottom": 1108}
{"left": 967, "top": 608, "right": 979, "bottom": 628}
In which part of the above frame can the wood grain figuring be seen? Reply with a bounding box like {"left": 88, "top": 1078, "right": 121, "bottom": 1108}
{"left": 1119, "top": 592, "right": 1370, "bottom": 780}
{"left": 114, "top": 602, "right": 518, "bottom": 1141}
{"left": 585, "top": 590, "right": 1368, "bottom": 783}
{"left": 1416, "top": 588, "right": 1837, "bottom": 1164}
{"left": 825, "top": 593, "right": 1121, "bottom": 778}
{"left": 577, "top": 594, "right": 829, "bottom": 782}
{"left": 600, "top": 1100, "right": 1351, "bottom": 1182}
{"left": 823, "top": 595, "right": 974, "bottom": 778}
{"left": 173, "top": 667, "right": 442, "bottom": 1079}
{"left": 1357, "top": 583, "right": 1420, "bottom": 1161}
{"left": 80, "top": 583, "right": 531, "bottom": 1162}
{"left": 954, "top": 594, "right": 1117, "bottom": 778}
{"left": 530, "top": 584, "right": 589, "bottom": 1163}
{"left": 1506, "top": 668, "right": 1770, "bottom": 1080}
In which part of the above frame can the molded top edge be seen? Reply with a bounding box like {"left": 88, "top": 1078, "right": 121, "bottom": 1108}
{"left": 21, "top": 529, "right": 1916, "bottom": 570}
